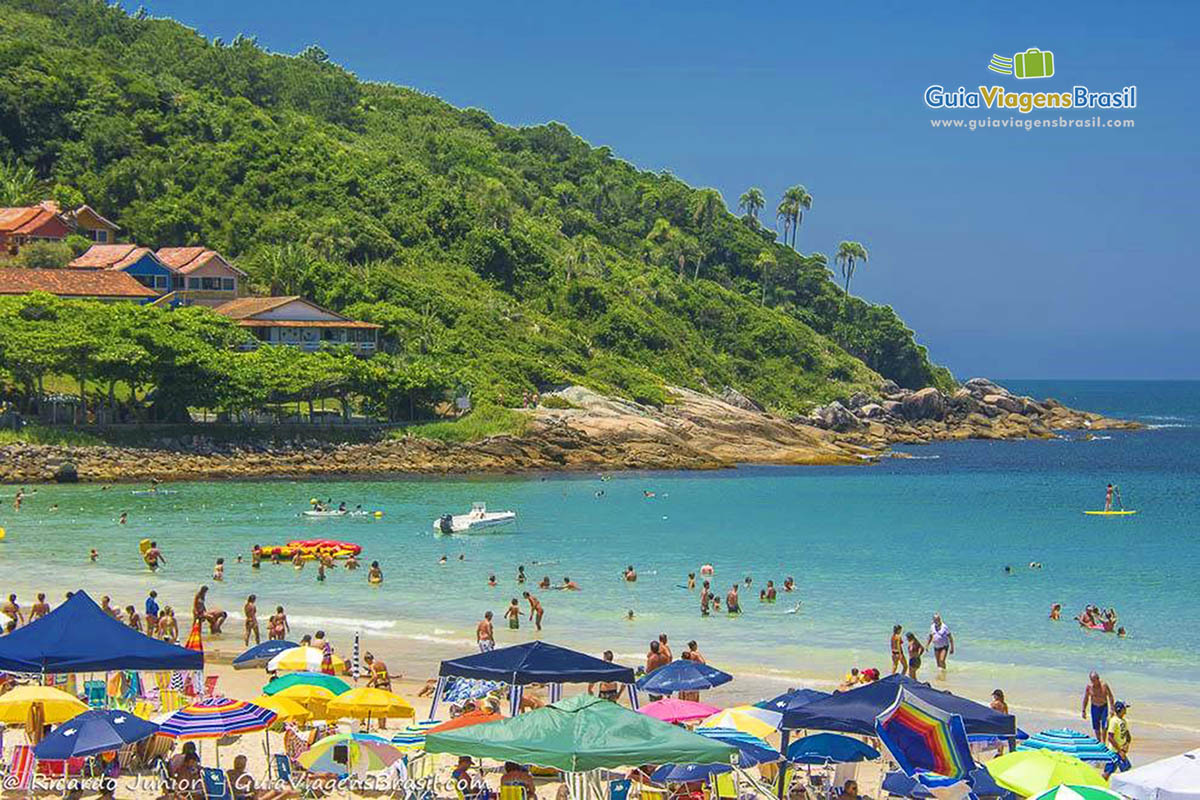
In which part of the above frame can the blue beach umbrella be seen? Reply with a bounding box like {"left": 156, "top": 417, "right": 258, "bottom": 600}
{"left": 651, "top": 761, "right": 735, "bottom": 783}
{"left": 35, "top": 709, "right": 159, "bottom": 760}
{"left": 233, "top": 640, "right": 298, "bottom": 670}
{"left": 1018, "top": 728, "right": 1118, "bottom": 766}
{"left": 695, "top": 727, "right": 780, "bottom": 767}
{"left": 757, "top": 688, "right": 832, "bottom": 717}
{"left": 787, "top": 733, "right": 880, "bottom": 765}
{"left": 636, "top": 660, "right": 733, "bottom": 695}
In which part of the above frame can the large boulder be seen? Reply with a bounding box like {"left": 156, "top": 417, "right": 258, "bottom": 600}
{"left": 54, "top": 461, "right": 79, "bottom": 483}
{"left": 846, "top": 392, "right": 875, "bottom": 410}
{"left": 963, "top": 377, "right": 1010, "bottom": 398}
{"left": 718, "top": 386, "right": 764, "bottom": 413}
{"left": 882, "top": 400, "right": 903, "bottom": 416}
{"left": 901, "top": 387, "right": 946, "bottom": 421}
{"left": 983, "top": 393, "right": 1023, "bottom": 414}
{"left": 879, "top": 379, "right": 901, "bottom": 395}
{"left": 858, "top": 403, "right": 886, "bottom": 419}
{"left": 948, "top": 388, "right": 980, "bottom": 414}
{"left": 809, "top": 401, "right": 862, "bottom": 431}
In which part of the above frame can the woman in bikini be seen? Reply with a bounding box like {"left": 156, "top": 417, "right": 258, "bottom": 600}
{"left": 905, "top": 632, "right": 925, "bottom": 680}
{"left": 891, "top": 625, "right": 908, "bottom": 674}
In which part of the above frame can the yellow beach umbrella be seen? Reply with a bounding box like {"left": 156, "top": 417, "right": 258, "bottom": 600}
{"left": 326, "top": 687, "right": 415, "bottom": 720}
{"left": 985, "top": 749, "right": 1108, "bottom": 797}
{"left": 272, "top": 684, "right": 336, "bottom": 718}
{"left": 698, "top": 706, "right": 779, "bottom": 740}
{"left": 266, "top": 646, "right": 348, "bottom": 674}
{"left": 252, "top": 694, "right": 313, "bottom": 723}
{"left": 0, "top": 685, "right": 88, "bottom": 725}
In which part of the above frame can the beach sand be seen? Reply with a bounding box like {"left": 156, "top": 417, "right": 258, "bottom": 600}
{"left": 1, "top": 567, "right": 1195, "bottom": 800}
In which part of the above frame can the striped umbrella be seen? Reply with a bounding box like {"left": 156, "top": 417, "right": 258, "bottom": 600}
{"left": 263, "top": 672, "right": 350, "bottom": 696}
{"left": 390, "top": 719, "right": 442, "bottom": 752}
{"left": 1031, "top": 787, "right": 1124, "bottom": 800}
{"left": 695, "top": 726, "right": 780, "bottom": 767}
{"left": 352, "top": 631, "right": 361, "bottom": 682}
{"left": 699, "top": 707, "right": 780, "bottom": 740}
{"left": 299, "top": 733, "right": 404, "bottom": 776}
{"left": 159, "top": 697, "right": 277, "bottom": 739}
{"left": 1019, "top": 729, "right": 1119, "bottom": 766}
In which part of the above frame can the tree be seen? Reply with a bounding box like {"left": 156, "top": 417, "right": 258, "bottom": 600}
{"left": 690, "top": 189, "right": 724, "bottom": 235}
{"left": 835, "top": 240, "right": 869, "bottom": 299}
{"left": 755, "top": 250, "right": 778, "bottom": 306}
{"left": 249, "top": 243, "right": 312, "bottom": 295}
{"left": 16, "top": 241, "right": 73, "bottom": 268}
{"left": 738, "top": 187, "right": 765, "bottom": 220}
{"left": 0, "top": 158, "right": 41, "bottom": 206}
{"left": 781, "top": 185, "right": 813, "bottom": 249}
{"left": 776, "top": 195, "right": 795, "bottom": 249}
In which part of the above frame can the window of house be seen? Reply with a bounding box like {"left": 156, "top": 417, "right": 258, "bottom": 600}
{"left": 221, "top": 278, "right": 235, "bottom": 291}
{"left": 187, "top": 278, "right": 201, "bottom": 289}
{"left": 155, "top": 275, "right": 168, "bottom": 289}
{"left": 135, "top": 274, "right": 156, "bottom": 289}
{"left": 96, "top": 230, "right": 108, "bottom": 243}
{"left": 200, "top": 277, "right": 218, "bottom": 290}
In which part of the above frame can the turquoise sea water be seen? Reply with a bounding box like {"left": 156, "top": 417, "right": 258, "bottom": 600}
{"left": 2, "top": 380, "right": 1198, "bottom": 749}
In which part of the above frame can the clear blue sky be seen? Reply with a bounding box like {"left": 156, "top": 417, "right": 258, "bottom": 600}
{"left": 133, "top": 1, "right": 1199, "bottom": 380}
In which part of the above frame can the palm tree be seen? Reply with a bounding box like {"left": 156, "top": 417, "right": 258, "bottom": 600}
{"left": 0, "top": 158, "right": 42, "bottom": 206}
{"left": 738, "top": 187, "right": 765, "bottom": 220}
{"left": 776, "top": 196, "right": 796, "bottom": 247}
{"left": 755, "top": 250, "right": 778, "bottom": 305}
{"left": 782, "top": 185, "right": 813, "bottom": 249}
{"left": 835, "top": 240, "right": 869, "bottom": 298}
{"left": 690, "top": 189, "right": 725, "bottom": 234}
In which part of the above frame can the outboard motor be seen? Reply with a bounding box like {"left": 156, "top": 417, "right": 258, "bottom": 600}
{"left": 438, "top": 514, "right": 455, "bottom": 534}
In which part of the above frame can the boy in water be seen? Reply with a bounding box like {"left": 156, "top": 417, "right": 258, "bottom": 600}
{"left": 504, "top": 598, "right": 521, "bottom": 631}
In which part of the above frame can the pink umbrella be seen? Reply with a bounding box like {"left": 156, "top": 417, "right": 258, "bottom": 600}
{"left": 638, "top": 697, "right": 721, "bottom": 724}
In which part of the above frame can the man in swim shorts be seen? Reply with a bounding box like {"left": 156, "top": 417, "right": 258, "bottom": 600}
{"left": 476, "top": 611, "right": 495, "bottom": 652}
{"left": 523, "top": 591, "right": 544, "bottom": 631}
{"left": 145, "top": 541, "right": 165, "bottom": 571}
{"left": 726, "top": 584, "right": 741, "bottom": 614}
{"left": 1082, "top": 671, "right": 1115, "bottom": 742}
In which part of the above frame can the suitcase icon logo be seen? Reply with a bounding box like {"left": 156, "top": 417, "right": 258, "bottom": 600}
{"left": 988, "top": 48, "right": 1055, "bottom": 79}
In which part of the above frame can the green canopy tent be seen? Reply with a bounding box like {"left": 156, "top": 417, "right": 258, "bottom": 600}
{"left": 426, "top": 694, "right": 738, "bottom": 799}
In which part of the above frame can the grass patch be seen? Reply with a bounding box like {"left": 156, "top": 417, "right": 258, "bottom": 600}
{"left": 396, "top": 404, "right": 529, "bottom": 444}
{"left": 0, "top": 425, "right": 104, "bottom": 446}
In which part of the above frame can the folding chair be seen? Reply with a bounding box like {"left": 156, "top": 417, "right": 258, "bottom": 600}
{"left": 202, "top": 766, "right": 232, "bottom": 800}
{"left": 609, "top": 779, "right": 633, "bottom": 800}
{"left": 275, "top": 754, "right": 318, "bottom": 800}
{"left": 160, "top": 689, "right": 186, "bottom": 712}
{"left": 203, "top": 675, "right": 219, "bottom": 698}
{"left": 8, "top": 744, "right": 37, "bottom": 793}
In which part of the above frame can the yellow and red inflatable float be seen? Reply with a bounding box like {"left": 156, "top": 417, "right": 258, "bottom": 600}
{"left": 260, "top": 539, "right": 362, "bottom": 560}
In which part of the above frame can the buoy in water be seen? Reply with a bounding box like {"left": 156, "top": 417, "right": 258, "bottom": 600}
{"left": 373, "top": 511, "right": 383, "bottom": 518}
{"left": 0, "top": 527, "right": 6, "bottom": 540}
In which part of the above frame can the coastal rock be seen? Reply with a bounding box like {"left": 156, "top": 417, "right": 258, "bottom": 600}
{"left": 54, "top": 461, "right": 79, "bottom": 483}
{"left": 881, "top": 400, "right": 903, "bottom": 416}
{"left": 900, "top": 387, "right": 946, "bottom": 421}
{"left": 983, "top": 393, "right": 1023, "bottom": 414}
{"left": 879, "top": 380, "right": 901, "bottom": 395}
{"left": 809, "top": 401, "right": 862, "bottom": 432}
{"left": 846, "top": 392, "right": 875, "bottom": 410}
{"left": 858, "top": 403, "right": 886, "bottom": 419}
{"left": 717, "top": 386, "right": 764, "bottom": 413}
{"left": 964, "top": 377, "right": 1010, "bottom": 398}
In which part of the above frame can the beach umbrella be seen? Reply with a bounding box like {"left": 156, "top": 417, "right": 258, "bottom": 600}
{"left": 325, "top": 687, "right": 415, "bottom": 722}
{"left": 184, "top": 621, "right": 203, "bottom": 653}
{"left": 874, "top": 686, "right": 975, "bottom": 786}
{"left": 757, "top": 688, "right": 832, "bottom": 717}
{"left": 267, "top": 646, "right": 347, "bottom": 674}
{"left": 694, "top": 727, "right": 780, "bottom": 767}
{"left": 639, "top": 697, "right": 721, "bottom": 724}
{"left": 262, "top": 671, "right": 350, "bottom": 696}
{"left": 233, "top": 640, "right": 297, "bottom": 670}
{"left": 651, "top": 761, "right": 735, "bottom": 783}
{"left": 426, "top": 709, "right": 503, "bottom": 734}
{"left": 882, "top": 767, "right": 1014, "bottom": 800}
{"left": 390, "top": 720, "right": 442, "bottom": 752}
{"left": 636, "top": 660, "right": 733, "bottom": 695}
{"left": 786, "top": 733, "right": 880, "bottom": 765}
{"left": 251, "top": 695, "right": 313, "bottom": 723}
{"left": 0, "top": 685, "right": 88, "bottom": 725}
{"left": 1030, "top": 786, "right": 1124, "bottom": 800}
{"left": 298, "top": 732, "right": 404, "bottom": 776}
{"left": 985, "top": 750, "right": 1108, "bottom": 797}
{"left": 35, "top": 709, "right": 159, "bottom": 760}
{"left": 699, "top": 707, "right": 779, "bottom": 740}
{"left": 158, "top": 697, "right": 277, "bottom": 739}
{"left": 270, "top": 685, "right": 337, "bottom": 718}
{"left": 1020, "top": 729, "right": 1118, "bottom": 766}
{"left": 1109, "top": 749, "right": 1200, "bottom": 800}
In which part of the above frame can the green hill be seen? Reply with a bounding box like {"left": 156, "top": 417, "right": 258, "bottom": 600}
{"left": 0, "top": 0, "right": 952, "bottom": 417}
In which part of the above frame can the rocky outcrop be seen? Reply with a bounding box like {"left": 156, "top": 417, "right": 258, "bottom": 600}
{"left": 0, "top": 379, "right": 1141, "bottom": 484}
{"left": 718, "top": 386, "right": 764, "bottom": 413}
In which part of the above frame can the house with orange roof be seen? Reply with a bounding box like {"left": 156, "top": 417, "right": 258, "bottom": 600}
{"left": 0, "top": 202, "right": 74, "bottom": 253}
{"left": 66, "top": 204, "right": 120, "bottom": 244}
{"left": 212, "top": 296, "right": 381, "bottom": 355}
{"left": 68, "top": 243, "right": 176, "bottom": 293}
{"left": 156, "top": 246, "right": 247, "bottom": 306}
{"left": 0, "top": 268, "right": 159, "bottom": 302}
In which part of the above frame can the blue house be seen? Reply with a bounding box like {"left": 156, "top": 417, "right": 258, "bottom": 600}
{"left": 68, "top": 244, "right": 178, "bottom": 293}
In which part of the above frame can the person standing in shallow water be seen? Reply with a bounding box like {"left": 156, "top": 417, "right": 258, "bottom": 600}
{"left": 890, "top": 625, "right": 907, "bottom": 674}
{"left": 905, "top": 632, "right": 925, "bottom": 680}
{"left": 926, "top": 613, "right": 954, "bottom": 672}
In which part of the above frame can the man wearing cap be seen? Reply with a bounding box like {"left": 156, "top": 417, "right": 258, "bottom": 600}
{"left": 1106, "top": 701, "right": 1132, "bottom": 773}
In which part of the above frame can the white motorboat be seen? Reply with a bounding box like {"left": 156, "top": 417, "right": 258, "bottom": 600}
{"left": 433, "top": 502, "right": 517, "bottom": 534}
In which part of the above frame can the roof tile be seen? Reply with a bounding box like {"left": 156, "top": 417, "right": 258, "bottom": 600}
{"left": 0, "top": 268, "right": 159, "bottom": 298}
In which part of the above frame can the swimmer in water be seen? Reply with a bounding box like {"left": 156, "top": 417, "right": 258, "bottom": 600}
{"left": 624, "top": 565, "right": 637, "bottom": 582}
{"left": 118, "top": 511, "right": 127, "bottom": 525}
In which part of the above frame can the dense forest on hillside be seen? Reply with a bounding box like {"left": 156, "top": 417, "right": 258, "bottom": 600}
{"left": 0, "top": 0, "right": 952, "bottom": 416}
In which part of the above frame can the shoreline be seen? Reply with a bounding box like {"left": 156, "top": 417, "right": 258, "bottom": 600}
{"left": 3, "top": 568, "right": 1196, "bottom": 765}
{"left": 0, "top": 381, "right": 1141, "bottom": 485}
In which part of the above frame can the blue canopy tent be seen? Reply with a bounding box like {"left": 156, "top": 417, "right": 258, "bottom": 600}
{"left": 882, "top": 767, "right": 1014, "bottom": 800}
{"left": 432, "top": 642, "right": 637, "bottom": 718}
{"left": 636, "top": 660, "right": 732, "bottom": 696}
{"left": 0, "top": 590, "right": 203, "bottom": 674}
{"left": 780, "top": 675, "right": 1016, "bottom": 737}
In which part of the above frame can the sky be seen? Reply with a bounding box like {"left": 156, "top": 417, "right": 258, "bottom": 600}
{"left": 133, "top": 1, "right": 1200, "bottom": 380}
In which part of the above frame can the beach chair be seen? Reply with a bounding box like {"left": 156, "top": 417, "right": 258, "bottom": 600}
{"left": 202, "top": 766, "right": 232, "bottom": 800}
{"left": 157, "top": 757, "right": 173, "bottom": 796}
{"left": 160, "top": 688, "right": 186, "bottom": 712}
{"left": 609, "top": 779, "right": 633, "bottom": 800}
{"left": 84, "top": 678, "right": 108, "bottom": 709}
{"left": 7, "top": 744, "right": 36, "bottom": 793}
{"left": 499, "top": 787, "right": 527, "bottom": 800}
{"left": 203, "top": 675, "right": 219, "bottom": 698}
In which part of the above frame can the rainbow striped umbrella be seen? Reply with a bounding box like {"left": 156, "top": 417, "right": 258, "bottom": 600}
{"left": 874, "top": 687, "right": 974, "bottom": 787}
{"left": 159, "top": 697, "right": 277, "bottom": 739}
